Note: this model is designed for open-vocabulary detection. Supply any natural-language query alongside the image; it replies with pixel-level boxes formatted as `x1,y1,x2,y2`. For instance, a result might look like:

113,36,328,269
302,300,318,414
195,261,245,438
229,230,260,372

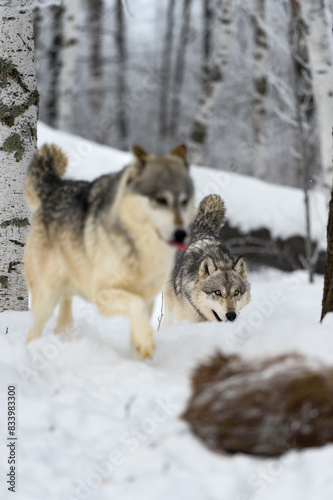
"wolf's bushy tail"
25,144,68,210
191,195,226,238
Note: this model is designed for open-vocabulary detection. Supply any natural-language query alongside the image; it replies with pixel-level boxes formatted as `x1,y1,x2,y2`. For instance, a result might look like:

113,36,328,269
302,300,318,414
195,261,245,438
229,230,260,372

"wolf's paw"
26,330,38,343
132,332,155,358
54,323,73,340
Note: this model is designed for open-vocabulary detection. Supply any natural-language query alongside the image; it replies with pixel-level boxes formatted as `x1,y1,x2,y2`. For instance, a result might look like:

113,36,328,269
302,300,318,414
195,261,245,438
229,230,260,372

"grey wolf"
183,352,333,456
162,194,250,327
24,143,194,357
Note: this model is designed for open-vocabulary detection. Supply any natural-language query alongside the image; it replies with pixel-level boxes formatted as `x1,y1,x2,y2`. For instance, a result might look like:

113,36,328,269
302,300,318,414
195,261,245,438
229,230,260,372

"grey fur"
131,157,194,208
27,145,194,246
164,195,251,325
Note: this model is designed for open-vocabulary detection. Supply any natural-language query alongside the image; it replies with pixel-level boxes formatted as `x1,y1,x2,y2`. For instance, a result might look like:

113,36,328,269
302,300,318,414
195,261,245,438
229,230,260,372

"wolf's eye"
155,196,168,206
234,290,240,296
181,198,189,208
214,290,221,296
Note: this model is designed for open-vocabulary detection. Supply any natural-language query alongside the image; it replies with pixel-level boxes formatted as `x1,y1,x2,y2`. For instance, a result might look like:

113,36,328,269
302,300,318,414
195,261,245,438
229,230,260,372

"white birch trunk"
0,0,38,311
252,0,268,177
57,0,79,132
189,0,235,164
301,0,333,193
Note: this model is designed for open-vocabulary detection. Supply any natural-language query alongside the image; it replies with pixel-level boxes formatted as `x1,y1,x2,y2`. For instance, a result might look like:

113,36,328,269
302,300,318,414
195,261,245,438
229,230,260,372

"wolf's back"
191,194,226,238
25,144,68,210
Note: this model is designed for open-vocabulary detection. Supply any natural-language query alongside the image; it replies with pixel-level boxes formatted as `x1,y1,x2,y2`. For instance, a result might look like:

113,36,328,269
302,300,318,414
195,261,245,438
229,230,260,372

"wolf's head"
125,144,195,249
193,255,251,322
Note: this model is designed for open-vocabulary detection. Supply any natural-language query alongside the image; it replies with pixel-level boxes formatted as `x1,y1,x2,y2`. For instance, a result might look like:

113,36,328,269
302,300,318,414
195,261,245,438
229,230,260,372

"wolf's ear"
170,144,188,165
233,256,247,279
132,144,148,162
198,257,216,280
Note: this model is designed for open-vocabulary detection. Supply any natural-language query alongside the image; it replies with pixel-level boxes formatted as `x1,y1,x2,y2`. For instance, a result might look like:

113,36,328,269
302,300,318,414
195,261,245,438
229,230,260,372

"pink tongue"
169,242,188,251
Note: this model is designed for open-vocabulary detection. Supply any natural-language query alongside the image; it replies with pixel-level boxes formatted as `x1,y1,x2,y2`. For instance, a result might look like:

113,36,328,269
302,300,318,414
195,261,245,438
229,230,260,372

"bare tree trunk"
0,0,39,311
252,0,268,177
189,0,235,164
87,0,103,115
202,0,213,86
301,0,333,195
46,4,63,127
115,0,129,149
57,0,79,132
168,0,192,135
290,0,319,282
158,0,176,140
321,178,333,321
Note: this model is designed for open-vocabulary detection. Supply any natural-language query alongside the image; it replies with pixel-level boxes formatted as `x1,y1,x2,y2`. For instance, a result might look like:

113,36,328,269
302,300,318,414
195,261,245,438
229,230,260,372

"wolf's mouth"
168,241,188,251
213,310,222,322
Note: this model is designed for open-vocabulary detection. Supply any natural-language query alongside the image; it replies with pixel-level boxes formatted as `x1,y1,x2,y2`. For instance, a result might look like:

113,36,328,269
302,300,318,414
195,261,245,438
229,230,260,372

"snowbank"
1,269,333,500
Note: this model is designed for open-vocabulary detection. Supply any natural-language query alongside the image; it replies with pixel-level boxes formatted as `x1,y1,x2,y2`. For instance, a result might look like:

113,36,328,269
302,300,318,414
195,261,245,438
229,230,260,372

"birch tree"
202,0,213,86
290,0,319,282
158,0,176,140
168,0,192,135
57,0,79,132
86,0,103,116
189,0,235,164
46,4,63,126
252,0,268,177
0,0,39,311
115,0,129,149
301,0,333,194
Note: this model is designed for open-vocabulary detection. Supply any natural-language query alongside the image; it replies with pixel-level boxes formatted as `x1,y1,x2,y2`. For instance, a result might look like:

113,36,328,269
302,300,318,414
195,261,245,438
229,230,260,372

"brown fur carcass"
182,352,333,457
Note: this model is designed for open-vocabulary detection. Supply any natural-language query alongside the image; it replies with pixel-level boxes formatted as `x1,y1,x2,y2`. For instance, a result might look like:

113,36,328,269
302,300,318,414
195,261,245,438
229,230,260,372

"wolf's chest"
131,243,173,298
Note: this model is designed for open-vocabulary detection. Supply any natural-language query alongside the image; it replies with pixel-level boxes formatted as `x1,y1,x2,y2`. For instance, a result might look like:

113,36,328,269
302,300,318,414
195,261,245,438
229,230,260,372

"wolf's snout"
226,311,236,322
174,229,187,243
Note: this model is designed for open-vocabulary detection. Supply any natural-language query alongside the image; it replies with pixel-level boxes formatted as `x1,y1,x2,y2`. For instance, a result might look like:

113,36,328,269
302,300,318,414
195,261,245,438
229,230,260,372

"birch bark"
252,0,268,177
86,0,103,116
57,0,79,132
168,0,192,135
0,0,39,311
115,0,129,149
189,0,235,164
301,0,333,193
158,0,176,140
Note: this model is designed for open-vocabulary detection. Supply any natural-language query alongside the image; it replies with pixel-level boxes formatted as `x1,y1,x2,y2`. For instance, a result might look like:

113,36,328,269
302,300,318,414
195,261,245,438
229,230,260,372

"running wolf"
24,143,194,357
162,195,250,327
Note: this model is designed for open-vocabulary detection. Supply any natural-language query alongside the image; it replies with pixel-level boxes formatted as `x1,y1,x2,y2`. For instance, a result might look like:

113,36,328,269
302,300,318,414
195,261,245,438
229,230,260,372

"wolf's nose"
226,311,236,322
174,229,187,243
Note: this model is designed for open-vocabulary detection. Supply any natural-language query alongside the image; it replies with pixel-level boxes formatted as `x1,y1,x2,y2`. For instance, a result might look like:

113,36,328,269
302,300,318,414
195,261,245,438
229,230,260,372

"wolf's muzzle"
168,229,188,251
226,311,236,322
174,229,187,243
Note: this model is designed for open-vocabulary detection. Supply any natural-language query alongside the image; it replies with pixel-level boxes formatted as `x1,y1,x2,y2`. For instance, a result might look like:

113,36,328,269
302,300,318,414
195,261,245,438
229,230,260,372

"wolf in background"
162,195,250,327
24,143,194,357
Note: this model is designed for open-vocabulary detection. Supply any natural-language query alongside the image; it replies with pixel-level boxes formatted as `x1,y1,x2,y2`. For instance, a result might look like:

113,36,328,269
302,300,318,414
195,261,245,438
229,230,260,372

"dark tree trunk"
115,0,129,149
46,5,64,127
202,0,213,86
168,0,192,135
321,180,333,321
86,0,103,114
158,0,176,140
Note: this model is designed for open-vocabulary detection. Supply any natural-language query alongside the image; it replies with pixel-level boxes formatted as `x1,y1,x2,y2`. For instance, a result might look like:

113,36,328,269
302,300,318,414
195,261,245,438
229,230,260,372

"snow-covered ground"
0,123,332,500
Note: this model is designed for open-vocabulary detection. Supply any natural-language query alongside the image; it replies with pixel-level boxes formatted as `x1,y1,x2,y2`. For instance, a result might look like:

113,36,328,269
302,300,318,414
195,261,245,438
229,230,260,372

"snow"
1,123,333,500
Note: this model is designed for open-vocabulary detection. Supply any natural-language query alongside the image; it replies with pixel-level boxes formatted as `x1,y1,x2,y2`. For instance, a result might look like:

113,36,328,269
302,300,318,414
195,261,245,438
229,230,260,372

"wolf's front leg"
94,288,155,358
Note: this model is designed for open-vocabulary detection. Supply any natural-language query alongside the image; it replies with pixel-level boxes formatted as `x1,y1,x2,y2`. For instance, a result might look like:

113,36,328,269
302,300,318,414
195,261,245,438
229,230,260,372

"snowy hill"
0,123,332,500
